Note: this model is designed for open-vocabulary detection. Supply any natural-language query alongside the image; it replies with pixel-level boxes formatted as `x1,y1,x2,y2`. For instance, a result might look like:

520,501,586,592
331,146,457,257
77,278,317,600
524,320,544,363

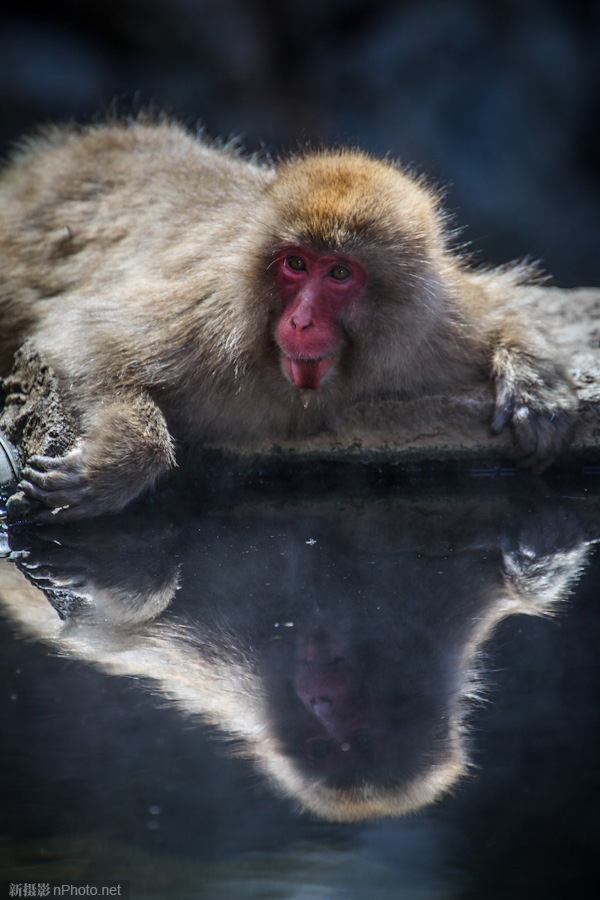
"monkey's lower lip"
283,356,334,390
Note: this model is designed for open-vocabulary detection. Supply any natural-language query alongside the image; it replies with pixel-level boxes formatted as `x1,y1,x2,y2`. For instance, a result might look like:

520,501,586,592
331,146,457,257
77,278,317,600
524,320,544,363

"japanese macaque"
0,119,577,520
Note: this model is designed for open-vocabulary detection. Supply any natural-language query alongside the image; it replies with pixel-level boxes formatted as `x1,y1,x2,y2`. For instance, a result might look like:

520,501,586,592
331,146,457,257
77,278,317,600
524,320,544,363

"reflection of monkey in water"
0,120,577,520
1,493,594,821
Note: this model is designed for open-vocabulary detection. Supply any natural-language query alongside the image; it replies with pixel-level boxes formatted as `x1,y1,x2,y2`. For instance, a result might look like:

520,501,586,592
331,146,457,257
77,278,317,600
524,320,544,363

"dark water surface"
1,470,599,899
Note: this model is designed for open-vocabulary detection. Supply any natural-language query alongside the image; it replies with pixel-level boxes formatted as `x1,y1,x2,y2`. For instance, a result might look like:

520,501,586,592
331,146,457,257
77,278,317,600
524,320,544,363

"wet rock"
0,341,79,517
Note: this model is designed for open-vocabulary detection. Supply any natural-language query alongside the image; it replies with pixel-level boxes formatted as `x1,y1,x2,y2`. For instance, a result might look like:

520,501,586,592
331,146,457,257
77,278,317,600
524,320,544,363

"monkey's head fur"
265,151,445,256
241,149,472,406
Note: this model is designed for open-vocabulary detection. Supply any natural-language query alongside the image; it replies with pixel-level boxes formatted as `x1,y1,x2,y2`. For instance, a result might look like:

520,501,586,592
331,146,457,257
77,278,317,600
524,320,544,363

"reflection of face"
294,631,388,771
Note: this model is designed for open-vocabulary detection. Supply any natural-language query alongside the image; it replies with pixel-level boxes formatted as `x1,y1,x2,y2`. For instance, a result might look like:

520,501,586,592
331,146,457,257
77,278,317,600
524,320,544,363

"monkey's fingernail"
491,413,508,434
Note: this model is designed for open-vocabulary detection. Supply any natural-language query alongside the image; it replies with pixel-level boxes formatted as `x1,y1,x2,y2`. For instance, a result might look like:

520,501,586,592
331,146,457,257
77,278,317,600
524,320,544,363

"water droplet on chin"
299,389,311,409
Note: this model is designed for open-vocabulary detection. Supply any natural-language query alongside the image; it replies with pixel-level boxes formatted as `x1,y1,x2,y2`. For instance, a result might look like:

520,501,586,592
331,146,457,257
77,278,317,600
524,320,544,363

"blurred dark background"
1,0,598,286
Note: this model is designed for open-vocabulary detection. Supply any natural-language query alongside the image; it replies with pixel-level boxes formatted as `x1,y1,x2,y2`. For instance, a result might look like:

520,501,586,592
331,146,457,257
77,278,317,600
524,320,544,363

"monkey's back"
0,121,273,375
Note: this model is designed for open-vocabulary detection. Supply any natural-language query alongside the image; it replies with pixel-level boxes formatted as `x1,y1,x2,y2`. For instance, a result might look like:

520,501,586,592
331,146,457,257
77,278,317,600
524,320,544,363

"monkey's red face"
274,246,367,390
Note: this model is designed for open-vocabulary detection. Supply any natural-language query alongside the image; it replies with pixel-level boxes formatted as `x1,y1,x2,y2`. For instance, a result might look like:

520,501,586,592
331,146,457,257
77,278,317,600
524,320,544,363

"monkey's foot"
17,447,96,522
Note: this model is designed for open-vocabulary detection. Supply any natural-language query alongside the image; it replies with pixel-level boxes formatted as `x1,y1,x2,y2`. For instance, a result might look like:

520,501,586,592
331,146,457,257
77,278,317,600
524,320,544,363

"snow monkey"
0,120,577,520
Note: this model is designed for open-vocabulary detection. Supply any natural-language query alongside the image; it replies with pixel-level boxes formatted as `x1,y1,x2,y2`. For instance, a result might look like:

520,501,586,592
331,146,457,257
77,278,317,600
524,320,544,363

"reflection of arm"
11,514,181,626
500,513,594,616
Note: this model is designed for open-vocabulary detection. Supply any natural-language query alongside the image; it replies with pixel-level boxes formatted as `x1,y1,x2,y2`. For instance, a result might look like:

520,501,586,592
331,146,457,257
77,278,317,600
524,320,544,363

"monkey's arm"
487,325,578,472
18,393,176,521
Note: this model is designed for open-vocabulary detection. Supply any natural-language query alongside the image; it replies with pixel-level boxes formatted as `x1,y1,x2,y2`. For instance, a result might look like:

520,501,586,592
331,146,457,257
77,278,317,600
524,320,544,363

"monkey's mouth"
283,356,335,390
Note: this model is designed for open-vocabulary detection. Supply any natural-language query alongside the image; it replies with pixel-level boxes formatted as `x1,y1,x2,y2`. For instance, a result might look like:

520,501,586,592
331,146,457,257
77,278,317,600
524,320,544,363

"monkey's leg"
490,341,578,472
18,394,176,521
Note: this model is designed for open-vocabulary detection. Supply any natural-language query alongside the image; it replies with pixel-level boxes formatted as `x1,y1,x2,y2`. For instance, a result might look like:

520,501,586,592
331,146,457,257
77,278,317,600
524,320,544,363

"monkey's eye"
329,264,351,281
287,255,307,272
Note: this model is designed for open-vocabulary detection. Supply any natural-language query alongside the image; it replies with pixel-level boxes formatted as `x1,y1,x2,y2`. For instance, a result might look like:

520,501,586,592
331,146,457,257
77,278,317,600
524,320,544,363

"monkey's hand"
490,348,578,473
16,395,177,522
19,447,94,522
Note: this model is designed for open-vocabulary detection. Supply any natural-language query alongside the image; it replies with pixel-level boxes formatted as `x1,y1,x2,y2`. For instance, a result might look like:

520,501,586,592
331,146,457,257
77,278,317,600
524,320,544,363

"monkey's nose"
312,697,334,721
291,315,313,331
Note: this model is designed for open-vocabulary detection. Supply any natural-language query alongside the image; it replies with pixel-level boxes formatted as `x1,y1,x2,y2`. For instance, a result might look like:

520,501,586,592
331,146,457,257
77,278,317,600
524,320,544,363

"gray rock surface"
0,342,79,514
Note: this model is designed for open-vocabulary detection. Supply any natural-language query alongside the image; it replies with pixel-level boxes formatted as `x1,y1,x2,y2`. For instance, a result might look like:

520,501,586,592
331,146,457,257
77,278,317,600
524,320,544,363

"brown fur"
0,119,577,519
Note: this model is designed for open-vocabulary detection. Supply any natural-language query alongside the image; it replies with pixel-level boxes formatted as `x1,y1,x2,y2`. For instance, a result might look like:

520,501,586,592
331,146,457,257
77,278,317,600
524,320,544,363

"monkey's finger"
513,414,553,462
551,411,578,449
19,546,87,574
532,415,560,459
20,563,87,585
490,402,513,435
21,466,86,491
490,377,515,434
512,424,557,471
17,572,66,590
19,479,88,508
19,479,62,502
18,563,88,589
28,447,85,473
510,408,539,456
